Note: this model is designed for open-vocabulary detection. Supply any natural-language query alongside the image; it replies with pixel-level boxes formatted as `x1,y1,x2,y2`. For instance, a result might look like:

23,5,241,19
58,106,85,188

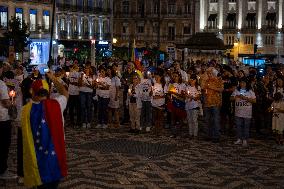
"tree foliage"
3,17,30,53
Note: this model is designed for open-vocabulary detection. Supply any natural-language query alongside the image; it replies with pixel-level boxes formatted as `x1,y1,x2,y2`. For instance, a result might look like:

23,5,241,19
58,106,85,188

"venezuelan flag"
131,40,143,71
167,84,186,119
21,99,67,188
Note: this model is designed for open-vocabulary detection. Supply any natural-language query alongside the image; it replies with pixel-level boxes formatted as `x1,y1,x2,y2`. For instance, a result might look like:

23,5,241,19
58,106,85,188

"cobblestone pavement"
1,124,284,189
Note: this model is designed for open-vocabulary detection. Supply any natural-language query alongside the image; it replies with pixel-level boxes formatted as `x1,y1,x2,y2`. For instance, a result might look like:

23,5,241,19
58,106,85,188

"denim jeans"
79,92,93,124
98,96,110,125
235,117,251,140
141,100,152,128
68,95,80,124
204,106,221,140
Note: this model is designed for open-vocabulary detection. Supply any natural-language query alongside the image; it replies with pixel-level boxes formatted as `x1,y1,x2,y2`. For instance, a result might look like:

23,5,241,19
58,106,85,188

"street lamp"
112,38,117,44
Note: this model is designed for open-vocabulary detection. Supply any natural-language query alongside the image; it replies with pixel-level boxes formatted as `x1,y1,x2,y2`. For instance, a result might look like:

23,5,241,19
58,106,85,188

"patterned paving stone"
1,126,284,189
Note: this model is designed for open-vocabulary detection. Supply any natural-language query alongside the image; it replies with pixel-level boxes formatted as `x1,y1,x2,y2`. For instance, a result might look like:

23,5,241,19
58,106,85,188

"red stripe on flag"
43,99,68,177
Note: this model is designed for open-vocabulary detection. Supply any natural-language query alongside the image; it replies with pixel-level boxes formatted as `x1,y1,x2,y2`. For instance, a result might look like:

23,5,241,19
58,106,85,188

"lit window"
244,36,254,44
43,10,50,30
15,8,23,28
60,18,65,31
0,6,8,29
29,9,37,31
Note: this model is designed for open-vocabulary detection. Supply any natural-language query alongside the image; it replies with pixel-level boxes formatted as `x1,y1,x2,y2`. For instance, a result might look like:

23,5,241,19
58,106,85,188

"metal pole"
48,0,56,66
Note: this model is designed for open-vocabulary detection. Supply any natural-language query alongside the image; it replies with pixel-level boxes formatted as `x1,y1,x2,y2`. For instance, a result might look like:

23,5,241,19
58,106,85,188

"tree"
3,17,30,59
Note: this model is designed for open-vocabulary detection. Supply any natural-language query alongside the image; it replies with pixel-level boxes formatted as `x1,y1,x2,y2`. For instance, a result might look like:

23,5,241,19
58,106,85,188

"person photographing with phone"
21,71,69,189
231,79,256,147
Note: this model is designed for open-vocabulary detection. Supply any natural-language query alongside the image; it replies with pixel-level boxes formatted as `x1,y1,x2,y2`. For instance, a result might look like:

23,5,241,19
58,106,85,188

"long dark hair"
237,79,251,92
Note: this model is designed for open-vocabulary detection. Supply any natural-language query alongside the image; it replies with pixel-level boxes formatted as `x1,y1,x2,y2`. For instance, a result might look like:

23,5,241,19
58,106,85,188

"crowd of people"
0,57,284,188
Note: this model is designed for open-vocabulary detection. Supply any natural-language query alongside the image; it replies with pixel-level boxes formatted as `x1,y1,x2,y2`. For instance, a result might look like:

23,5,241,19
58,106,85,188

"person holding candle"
127,74,142,133
67,65,81,127
108,65,121,128
140,70,153,132
151,69,165,135
167,72,186,138
231,79,256,147
0,79,15,179
95,67,111,129
185,74,201,139
78,67,95,128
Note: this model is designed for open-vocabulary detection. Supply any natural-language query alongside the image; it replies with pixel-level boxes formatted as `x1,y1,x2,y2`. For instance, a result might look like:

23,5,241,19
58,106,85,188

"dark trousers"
0,121,12,174
68,95,81,124
17,127,23,177
37,181,59,189
98,97,110,124
80,92,93,124
122,87,130,123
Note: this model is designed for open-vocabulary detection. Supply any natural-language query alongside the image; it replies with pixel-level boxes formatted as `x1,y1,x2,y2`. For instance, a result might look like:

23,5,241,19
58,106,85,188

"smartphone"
44,68,49,73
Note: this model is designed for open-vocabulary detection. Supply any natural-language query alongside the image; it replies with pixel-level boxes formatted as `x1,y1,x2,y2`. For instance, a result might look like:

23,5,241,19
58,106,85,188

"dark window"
138,25,144,33
208,14,218,29
168,3,176,14
183,25,191,34
122,1,129,14
168,26,175,40
246,13,256,28
138,0,145,17
226,13,236,29
266,12,276,28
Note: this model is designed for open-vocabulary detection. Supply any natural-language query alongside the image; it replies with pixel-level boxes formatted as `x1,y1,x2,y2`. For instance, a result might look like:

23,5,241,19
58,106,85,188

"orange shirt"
203,77,223,108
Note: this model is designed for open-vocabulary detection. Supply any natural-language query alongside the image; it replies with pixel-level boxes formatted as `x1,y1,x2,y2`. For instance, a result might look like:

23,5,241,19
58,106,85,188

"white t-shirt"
185,85,201,110
231,89,256,118
179,69,188,82
140,78,152,101
0,80,9,121
54,95,68,116
151,83,165,108
109,76,121,108
96,76,111,98
68,71,80,96
79,75,94,93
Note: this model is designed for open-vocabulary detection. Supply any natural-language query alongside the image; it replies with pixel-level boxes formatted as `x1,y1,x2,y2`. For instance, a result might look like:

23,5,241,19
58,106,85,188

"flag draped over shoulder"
131,40,143,71
21,99,67,188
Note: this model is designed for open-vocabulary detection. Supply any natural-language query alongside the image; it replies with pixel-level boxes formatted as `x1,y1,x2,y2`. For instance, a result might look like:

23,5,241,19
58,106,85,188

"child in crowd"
270,92,284,146
151,69,165,135
185,75,201,139
231,79,256,147
127,74,142,133
108,66,121,128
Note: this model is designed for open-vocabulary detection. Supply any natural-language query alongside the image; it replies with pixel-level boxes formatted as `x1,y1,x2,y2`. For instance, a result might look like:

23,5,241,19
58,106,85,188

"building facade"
113,0,196,61
0,0,53,63
197,0,284,64
55,0,113,62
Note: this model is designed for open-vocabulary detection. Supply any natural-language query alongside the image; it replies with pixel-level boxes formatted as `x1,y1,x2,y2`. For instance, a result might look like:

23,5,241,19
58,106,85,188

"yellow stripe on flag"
21,102,42,187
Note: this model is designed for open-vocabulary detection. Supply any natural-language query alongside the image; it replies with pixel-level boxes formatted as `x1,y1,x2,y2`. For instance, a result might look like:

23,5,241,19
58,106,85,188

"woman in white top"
231,80,256,147
270,92,284,146
108,67,121,128
151,69,165,135
185,74,201,138
95,67,111,129
78,67,94,128
127,74,142,133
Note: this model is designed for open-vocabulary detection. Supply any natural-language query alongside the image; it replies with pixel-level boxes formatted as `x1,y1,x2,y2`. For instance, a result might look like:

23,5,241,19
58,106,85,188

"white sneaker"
242,140,248,147
102,124,108,129
146,127,151,132
234,139,242,145
82,123,87,128
0,171,17,179
87,123,91,128
96,124,102,128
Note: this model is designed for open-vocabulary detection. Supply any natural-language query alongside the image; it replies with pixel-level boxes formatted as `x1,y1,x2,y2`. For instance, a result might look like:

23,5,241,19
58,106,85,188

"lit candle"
128,88,131,94
9,90,16,103
96,78,99,82
147,71,151,75
66,72,70,77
